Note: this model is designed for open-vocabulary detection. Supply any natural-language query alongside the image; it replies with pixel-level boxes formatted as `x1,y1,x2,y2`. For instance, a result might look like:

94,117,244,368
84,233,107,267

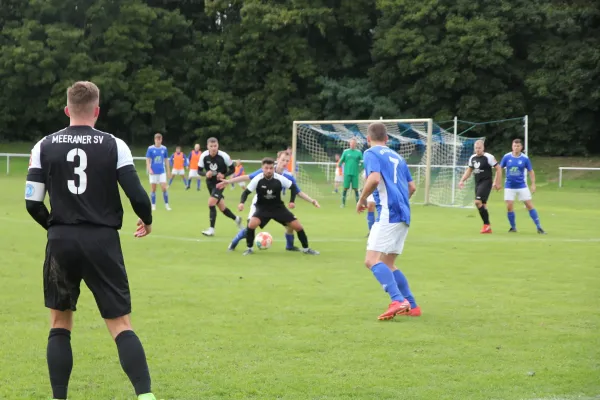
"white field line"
2,217,600,244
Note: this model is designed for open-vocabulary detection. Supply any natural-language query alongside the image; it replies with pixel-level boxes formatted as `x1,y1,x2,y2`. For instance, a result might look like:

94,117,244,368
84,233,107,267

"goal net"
292,119,484,207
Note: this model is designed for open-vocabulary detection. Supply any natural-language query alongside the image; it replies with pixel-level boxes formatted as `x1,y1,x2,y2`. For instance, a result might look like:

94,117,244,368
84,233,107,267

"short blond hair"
367,123,387,142
67,81,99,116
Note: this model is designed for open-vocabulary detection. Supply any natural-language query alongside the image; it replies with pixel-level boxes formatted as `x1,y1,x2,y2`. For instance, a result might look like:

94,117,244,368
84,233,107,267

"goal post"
292,118,483,207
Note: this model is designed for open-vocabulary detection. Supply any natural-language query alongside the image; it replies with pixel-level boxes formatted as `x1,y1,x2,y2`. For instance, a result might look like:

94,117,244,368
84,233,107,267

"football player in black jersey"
24,81,157,400
458,139,502,233
197,137,243,236
238,158,319,256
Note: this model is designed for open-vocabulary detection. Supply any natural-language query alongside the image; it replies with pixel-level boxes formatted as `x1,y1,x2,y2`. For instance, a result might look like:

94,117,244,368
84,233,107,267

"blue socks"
529,208,542,229
507,211,516,229
151,191,169,205
197,179,201,190
392,269,416,308
371,262,404,302
168,177,173,186
367,211,375,231
285,233,294,249
231,228,248,249
508,209,542,229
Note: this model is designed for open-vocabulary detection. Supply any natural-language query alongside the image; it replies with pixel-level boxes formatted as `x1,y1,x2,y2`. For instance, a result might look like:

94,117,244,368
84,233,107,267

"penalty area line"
148,234,600,244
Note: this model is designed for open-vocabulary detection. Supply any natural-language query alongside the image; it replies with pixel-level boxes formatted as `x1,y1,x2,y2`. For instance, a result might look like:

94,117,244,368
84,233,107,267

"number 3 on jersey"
66,148,88,194
389,156,399,183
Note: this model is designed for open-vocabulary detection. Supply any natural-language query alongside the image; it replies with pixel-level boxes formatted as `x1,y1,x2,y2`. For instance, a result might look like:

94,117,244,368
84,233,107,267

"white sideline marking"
2,217,599,244
149,233,600,244
527,397,600,400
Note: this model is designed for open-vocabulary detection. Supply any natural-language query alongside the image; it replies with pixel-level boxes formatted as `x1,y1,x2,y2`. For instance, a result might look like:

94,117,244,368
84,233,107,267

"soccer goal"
291,119,484,207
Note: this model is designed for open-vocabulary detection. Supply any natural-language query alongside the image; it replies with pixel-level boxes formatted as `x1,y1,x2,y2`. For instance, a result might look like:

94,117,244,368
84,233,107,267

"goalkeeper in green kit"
338,138,363,207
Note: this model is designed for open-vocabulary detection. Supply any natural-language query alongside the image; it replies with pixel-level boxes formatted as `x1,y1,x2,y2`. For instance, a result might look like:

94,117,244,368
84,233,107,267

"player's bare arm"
146,157,153,175
217,174,251,189
528,169,537,193
458,168,473,189
164,157,171,179
493,164,502,190
297,192,320,208
408,181,416,199
357,172,380,213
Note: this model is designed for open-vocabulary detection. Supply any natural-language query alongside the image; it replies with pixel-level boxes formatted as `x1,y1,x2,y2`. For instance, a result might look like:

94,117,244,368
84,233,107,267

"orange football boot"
378,299,410,320
398,305,421,317
480,224,492,234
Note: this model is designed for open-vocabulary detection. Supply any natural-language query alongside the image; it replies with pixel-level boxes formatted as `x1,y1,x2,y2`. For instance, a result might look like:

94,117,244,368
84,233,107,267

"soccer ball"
255,232,273,250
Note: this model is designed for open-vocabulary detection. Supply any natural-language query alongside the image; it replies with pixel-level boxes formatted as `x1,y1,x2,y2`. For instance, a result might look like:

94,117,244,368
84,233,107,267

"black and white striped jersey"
246,172,293,208
468,152,497,183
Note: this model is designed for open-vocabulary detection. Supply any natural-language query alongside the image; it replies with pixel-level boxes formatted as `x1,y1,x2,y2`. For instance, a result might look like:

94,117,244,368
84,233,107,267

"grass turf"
0,145,599,399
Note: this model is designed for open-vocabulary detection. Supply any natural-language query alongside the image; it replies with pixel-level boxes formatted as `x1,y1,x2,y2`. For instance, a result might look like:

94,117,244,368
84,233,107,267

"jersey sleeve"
25,138,46,202
499,154,507,168
115,138,135,170
363,151,380,176
402,161,413,183
145,147,152,158
275,173,293,189
287,174,301,193
467,155,474,169
339,150,346,165
248,168,263,179
246,174,262,192
198,152,207,169
220,151,233,166
485,153,498,167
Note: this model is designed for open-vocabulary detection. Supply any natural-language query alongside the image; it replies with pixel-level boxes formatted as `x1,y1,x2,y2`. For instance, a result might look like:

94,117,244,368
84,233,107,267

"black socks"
47,328,73,400
115,330,152,396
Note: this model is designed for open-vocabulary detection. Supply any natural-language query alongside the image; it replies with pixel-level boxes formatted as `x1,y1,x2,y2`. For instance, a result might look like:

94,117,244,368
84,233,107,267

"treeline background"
0,0,598,155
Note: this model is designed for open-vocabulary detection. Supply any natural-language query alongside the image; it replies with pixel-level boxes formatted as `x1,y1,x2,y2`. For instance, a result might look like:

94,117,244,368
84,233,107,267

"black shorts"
475,180,493,203
253,206,297,228
43,225,131,319
207,181,225,201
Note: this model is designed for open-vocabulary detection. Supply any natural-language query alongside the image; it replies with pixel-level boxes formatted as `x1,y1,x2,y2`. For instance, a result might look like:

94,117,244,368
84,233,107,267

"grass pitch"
0,153,599,399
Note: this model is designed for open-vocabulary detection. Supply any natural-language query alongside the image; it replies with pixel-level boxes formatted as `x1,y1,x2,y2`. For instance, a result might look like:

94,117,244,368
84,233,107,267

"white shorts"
367,222,409,255
149,173,167,184
172,169,185,176
188,170,200,178
504,188,532,202
248,203,257,220
334,174,343,183
367,194,375,203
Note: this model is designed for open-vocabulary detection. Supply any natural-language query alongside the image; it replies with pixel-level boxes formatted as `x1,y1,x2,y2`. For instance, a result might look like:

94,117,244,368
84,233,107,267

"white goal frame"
558,167,600,187
292,119,435,204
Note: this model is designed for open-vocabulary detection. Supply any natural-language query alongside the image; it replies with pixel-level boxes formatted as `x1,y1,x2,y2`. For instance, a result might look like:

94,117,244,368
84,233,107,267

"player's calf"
288,220,319,255
106,316,153,398
47,311,74,400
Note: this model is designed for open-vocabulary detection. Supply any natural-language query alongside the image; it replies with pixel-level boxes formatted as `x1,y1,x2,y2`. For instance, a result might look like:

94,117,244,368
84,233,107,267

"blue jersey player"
498,138,546,234
145,133,171,211
357,123,419,321
218,150,320,252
